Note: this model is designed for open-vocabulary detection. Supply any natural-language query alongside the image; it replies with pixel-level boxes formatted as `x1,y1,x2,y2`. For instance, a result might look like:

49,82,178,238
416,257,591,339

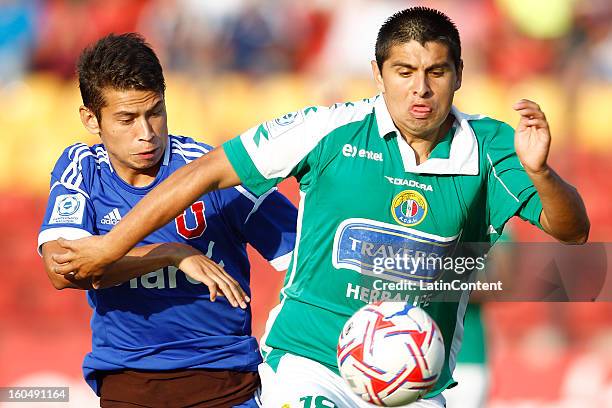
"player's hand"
52,235,118,282
513,99,552,175
170,245,250,309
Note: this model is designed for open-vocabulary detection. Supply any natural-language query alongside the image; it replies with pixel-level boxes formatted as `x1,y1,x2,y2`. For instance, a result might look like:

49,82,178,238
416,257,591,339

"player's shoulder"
264,96,376,134
265,96,377,151
326,95,378,117
456,110,518,170
299,95,377,128
50,142,110,194
457,110,514,144
53,142,109,175
55,142,92,164
168,134,213,164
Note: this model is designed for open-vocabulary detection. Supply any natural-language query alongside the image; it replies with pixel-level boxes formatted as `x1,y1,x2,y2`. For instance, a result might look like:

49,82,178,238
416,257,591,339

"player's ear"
371,60,385,94
79,106,100,135
454,59,463,91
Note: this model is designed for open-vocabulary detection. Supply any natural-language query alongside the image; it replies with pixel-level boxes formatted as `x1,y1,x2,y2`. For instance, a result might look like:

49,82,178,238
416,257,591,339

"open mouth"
410,104,433,119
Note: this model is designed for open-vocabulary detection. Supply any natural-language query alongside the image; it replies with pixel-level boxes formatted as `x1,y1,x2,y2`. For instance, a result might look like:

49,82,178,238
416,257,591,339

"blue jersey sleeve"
38,143,97,254
219,186,297,271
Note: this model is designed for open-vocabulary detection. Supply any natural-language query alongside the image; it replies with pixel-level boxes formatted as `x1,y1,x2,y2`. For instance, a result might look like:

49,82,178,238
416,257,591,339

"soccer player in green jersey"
51,7,589,408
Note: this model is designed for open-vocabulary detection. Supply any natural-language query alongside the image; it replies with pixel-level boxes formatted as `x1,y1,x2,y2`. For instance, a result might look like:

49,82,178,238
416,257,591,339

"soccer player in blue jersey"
38,33,297,407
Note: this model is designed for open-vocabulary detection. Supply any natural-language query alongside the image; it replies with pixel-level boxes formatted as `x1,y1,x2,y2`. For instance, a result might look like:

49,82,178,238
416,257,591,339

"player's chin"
410,113,447,132
131,157,160,170
404,119,436,135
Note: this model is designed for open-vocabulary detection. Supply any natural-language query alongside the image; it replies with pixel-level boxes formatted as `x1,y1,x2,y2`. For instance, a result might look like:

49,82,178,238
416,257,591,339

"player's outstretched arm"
50,147,242,281
513,99,590,244
44,240,249,308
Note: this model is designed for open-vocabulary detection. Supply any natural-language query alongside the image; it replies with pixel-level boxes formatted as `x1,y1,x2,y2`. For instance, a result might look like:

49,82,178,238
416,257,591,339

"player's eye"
398,71,412,77
118,118,134,125
429,70,445,77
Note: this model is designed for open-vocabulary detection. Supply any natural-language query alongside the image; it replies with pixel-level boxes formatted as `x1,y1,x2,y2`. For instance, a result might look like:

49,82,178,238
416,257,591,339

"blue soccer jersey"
38,135,297,394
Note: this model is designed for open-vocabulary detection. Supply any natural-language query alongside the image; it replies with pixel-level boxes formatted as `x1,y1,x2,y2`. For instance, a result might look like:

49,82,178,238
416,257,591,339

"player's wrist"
164,243,199,267
524,163,551,179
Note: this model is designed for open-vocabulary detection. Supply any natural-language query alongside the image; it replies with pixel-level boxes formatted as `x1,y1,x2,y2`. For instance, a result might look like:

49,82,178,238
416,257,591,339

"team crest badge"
274,111,299,126
57,195,81,216
49,193,86,224
391,190,428,227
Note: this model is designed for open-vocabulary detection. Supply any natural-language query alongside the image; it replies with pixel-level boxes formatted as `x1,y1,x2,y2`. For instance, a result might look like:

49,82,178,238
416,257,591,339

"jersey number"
175,201,207,239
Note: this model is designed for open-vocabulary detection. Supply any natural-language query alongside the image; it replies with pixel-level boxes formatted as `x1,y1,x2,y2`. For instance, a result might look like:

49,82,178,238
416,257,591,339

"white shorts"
258,353,446,408
443,363,488,408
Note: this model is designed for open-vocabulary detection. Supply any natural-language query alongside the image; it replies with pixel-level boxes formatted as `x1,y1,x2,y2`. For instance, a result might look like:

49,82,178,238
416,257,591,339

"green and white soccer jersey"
223,95,543,397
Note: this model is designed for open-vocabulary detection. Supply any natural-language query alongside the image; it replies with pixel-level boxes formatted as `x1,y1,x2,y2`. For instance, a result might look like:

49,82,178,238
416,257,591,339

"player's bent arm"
530,167,590,244
512,99,589,244
53,147,242,279
42,240,93,290
44,238,249,307
42,241,185,290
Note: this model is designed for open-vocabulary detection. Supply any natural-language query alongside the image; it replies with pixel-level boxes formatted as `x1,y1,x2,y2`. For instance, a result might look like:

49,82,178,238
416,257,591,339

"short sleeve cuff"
223,138,280,196
37,227,93,256
518,192,544,230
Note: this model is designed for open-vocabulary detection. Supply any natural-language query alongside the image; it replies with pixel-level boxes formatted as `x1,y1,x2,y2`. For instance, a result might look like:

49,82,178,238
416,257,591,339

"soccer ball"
337,302,445,406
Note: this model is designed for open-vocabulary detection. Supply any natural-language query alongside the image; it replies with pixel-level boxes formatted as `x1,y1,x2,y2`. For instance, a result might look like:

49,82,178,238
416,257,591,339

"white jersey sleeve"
223,99,376,195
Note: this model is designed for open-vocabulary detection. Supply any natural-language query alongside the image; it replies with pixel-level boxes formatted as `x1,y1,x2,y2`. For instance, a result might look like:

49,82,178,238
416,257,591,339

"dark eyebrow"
390,62,417,70
426,62,452,71
113,100,163,117
147,100,164,112
113,110,137,118
389,62,452,71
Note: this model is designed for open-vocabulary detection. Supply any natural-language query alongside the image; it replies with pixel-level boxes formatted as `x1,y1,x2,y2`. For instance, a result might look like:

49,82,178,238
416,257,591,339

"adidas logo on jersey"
101,208,122,225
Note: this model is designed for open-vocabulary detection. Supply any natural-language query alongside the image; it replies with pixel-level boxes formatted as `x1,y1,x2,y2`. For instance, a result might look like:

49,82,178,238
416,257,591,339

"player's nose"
411,72,431,98
137,117,155,141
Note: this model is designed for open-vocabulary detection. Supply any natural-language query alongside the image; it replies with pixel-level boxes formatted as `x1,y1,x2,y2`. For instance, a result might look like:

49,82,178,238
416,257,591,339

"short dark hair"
77,33,165,119
375,7,461,71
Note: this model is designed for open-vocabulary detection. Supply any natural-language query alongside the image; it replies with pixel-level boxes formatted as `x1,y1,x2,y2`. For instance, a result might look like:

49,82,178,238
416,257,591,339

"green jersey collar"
374,94,481,175
374,94,399,139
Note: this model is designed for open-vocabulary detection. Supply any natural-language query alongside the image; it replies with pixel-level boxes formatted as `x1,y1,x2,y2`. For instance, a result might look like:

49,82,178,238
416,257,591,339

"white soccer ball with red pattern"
337,302,445,406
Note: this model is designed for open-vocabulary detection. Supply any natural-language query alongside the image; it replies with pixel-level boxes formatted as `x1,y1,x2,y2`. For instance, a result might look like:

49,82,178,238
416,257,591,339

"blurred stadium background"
0,0,611,407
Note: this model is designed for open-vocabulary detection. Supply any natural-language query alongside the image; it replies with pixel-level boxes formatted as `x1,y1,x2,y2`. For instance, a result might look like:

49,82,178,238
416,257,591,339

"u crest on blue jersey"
175,201,207,239
391,190,428,227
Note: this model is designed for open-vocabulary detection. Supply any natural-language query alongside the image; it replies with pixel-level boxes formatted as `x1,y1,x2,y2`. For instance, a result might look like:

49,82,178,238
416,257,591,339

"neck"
109,156,162,188
398,114,454,165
